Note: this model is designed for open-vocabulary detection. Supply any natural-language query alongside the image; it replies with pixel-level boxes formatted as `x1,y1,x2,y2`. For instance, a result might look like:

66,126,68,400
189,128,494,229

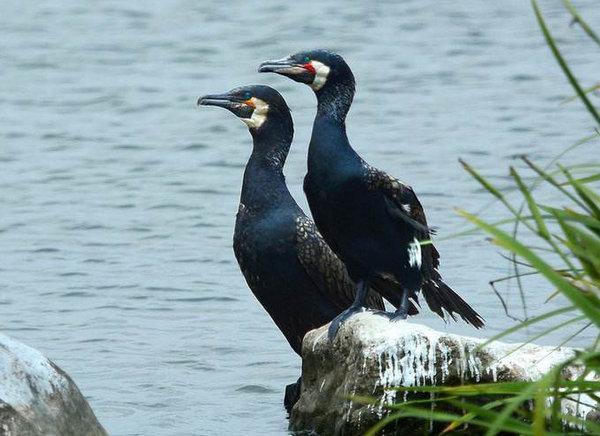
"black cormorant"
197,85,392,354
259,51,484,338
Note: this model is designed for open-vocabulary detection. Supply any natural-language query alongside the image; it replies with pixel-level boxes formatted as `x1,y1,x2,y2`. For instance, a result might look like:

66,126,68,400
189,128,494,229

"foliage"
367,1,600,434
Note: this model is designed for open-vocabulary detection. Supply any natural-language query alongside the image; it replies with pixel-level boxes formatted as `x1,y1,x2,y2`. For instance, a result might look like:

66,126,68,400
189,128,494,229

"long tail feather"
421,278,484,328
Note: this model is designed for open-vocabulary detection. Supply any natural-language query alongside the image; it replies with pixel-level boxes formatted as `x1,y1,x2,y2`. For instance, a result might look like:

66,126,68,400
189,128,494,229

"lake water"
1,1,598,434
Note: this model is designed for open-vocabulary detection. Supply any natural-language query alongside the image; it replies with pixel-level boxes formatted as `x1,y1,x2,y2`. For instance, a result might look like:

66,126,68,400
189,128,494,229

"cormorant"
197,85,392,355
259,51,484,338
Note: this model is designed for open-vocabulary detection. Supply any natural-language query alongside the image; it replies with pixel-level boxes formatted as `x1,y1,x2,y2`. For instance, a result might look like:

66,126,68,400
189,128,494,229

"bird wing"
361,164,484,328
362,163,440,275
295,215,385,311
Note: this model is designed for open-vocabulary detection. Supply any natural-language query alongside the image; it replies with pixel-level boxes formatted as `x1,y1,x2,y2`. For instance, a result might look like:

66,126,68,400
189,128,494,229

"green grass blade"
485,382,537,436
557,220,600,279
560,172,600,186
444,399,537,435
440,397,519,434
562,83,600,104
459,210,600,326
389,381,553,396
562,0,600,47
476,306,576,349
537,322,593,362
522,156,591,212
502,315,586,359
534,369,557,435
388,405,536,435
459,159,505,200
352,394,459,409
532,0,600,124
364,411,407,436
541,205,600,234
562,167,600,218
365,407,474,436
511,166,551,240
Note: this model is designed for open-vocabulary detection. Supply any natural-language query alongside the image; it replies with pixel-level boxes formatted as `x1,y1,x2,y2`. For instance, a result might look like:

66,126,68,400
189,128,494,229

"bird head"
258,49,353,93
197,85,291,132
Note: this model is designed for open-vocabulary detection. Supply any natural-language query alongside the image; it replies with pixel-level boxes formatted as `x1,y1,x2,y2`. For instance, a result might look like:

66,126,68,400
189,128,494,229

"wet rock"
289,312,597,435
0,333,107,436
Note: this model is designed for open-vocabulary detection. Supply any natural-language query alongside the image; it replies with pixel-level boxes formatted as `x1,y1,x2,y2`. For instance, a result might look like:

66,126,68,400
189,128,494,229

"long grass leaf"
476,306,576,349
511,167,551,240
444,399,538,435
459,210,600,326
556,220,600,279
459,159,505,200
502,315,586,359
542,206,600,233
562,83,600,104
563,168,600,218
485,382,537,436
560,172,600,186
562,0,600,47
522,156,591,212
532,0,600,124
364,411,407,436
534,369,557,435
441,397,519,434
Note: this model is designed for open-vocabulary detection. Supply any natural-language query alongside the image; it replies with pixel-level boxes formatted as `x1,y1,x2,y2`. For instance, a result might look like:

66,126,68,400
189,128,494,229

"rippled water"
1,1,598,434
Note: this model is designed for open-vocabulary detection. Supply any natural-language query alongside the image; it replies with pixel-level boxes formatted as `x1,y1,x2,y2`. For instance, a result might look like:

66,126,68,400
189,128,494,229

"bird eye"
243,92,252,100
304,56,310,63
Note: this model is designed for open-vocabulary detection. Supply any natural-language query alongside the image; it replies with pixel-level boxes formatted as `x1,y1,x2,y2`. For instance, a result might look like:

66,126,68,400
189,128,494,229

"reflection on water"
0,1,598,434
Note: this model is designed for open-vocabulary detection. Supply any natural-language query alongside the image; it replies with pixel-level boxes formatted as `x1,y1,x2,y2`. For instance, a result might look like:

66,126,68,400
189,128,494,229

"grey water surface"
1,1,599,434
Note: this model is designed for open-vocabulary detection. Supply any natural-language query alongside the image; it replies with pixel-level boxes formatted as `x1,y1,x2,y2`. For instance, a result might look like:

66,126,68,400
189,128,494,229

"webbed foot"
369,309,395,320
328,305,365,341
390,307,409,322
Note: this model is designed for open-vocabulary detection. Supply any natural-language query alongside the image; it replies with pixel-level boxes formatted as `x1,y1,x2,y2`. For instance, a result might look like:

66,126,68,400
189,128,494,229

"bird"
197,84,395,356
258,50,484,339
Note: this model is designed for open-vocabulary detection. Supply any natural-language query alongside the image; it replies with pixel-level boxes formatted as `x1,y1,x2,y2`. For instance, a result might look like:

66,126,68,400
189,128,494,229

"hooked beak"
197,93,236,109
258,57,306,75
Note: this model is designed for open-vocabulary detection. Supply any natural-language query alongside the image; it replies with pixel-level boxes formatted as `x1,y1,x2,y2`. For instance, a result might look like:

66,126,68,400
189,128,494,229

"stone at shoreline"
0,333,107,436
289,312,597,435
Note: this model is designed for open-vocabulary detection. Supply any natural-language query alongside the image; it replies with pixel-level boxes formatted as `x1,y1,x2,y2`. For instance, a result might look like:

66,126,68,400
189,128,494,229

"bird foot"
390,308,409,322
366,310,408,321
328,305,365,342
369,309,394,319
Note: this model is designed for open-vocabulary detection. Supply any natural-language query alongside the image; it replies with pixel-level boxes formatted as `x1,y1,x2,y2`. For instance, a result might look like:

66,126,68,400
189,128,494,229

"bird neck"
248,119,293,170
309,89,359,173
240,133,291,211
315,76,355,123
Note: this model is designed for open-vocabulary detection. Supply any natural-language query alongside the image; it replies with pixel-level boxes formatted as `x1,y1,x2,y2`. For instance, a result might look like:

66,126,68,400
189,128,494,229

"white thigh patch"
407,237,422,269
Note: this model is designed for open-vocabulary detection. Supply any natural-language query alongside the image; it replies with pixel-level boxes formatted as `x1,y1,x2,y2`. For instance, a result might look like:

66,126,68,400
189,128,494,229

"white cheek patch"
407,237,422,269
241,97,269,129
310,60,330,91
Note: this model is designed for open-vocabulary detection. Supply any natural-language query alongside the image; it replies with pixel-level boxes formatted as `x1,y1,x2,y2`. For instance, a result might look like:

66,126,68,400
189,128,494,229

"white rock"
0,333,107,436
289,312,597,435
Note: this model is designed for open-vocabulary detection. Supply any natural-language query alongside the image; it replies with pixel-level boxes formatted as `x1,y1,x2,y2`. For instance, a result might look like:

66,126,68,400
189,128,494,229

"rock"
289,312,597,435
0,333,107,436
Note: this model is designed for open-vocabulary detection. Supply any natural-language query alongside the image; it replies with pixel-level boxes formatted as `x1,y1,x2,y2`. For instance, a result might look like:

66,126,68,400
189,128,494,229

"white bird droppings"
295,313,596,431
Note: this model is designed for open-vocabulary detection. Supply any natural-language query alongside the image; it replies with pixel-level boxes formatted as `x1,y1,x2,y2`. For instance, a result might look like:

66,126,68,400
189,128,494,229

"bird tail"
371,275,419,315
421,277,484,328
